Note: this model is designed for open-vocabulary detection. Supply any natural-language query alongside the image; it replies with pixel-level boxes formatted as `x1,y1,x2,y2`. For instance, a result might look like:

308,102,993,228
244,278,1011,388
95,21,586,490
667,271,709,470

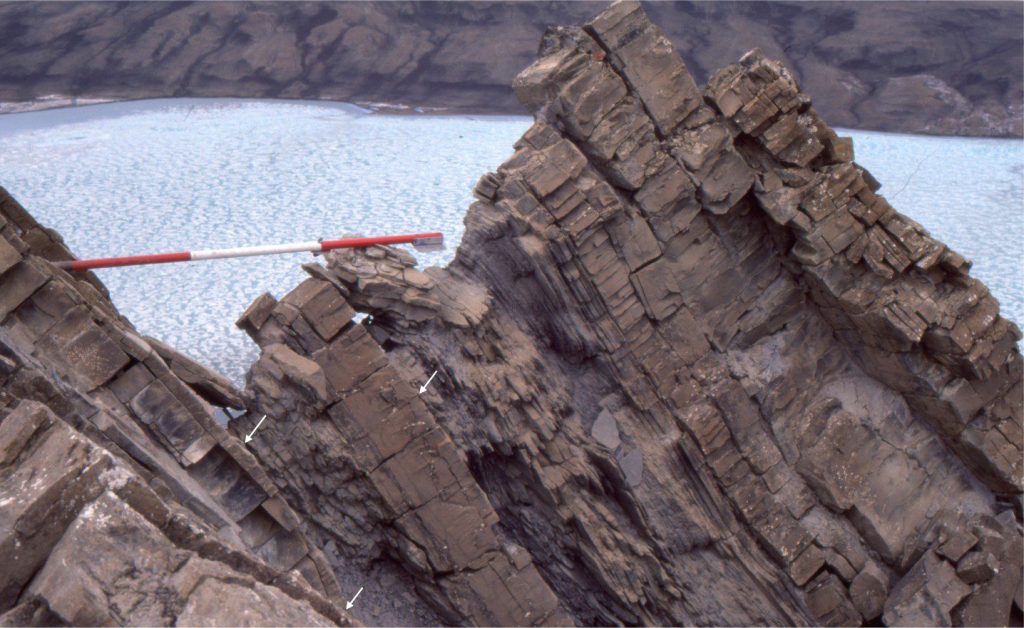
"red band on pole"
68,251,192,271
319,232,444,251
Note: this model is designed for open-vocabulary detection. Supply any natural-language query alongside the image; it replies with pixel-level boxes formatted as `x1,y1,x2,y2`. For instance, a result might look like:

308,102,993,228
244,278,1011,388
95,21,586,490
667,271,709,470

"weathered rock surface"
0,1,1021,137
231,2,1023,625
0,187,352,625
0,402,336,627
2,1,1022,626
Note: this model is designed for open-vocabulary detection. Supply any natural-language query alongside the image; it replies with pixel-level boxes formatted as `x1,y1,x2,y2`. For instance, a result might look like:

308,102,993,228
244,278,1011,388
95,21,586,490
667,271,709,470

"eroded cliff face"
0,189,354,625
0,1,1021,137
231,1,1023,626
1,1,1022,626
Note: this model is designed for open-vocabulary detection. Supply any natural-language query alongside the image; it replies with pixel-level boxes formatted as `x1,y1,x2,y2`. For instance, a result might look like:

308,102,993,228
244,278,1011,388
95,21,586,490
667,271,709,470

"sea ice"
0,99,1020,384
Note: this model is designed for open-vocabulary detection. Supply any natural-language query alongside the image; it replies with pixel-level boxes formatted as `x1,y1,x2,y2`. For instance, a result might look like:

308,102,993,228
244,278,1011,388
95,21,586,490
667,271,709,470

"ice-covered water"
836,126,1024,333
0,99,1021,384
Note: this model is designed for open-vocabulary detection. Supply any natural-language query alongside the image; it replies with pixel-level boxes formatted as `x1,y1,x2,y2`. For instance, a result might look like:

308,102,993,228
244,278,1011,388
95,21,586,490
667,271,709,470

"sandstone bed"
1,2,1022,626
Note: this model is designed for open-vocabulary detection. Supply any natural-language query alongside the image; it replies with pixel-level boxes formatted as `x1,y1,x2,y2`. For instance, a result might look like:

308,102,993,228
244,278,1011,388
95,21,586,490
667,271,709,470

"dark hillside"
0,1,1020,136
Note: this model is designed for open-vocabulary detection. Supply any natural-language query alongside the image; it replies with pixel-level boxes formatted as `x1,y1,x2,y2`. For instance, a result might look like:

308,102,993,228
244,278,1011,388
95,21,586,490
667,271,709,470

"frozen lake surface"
0,98,1021,384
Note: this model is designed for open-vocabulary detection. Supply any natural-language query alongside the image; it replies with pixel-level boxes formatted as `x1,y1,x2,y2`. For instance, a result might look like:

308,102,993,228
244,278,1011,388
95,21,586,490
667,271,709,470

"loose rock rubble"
2,1,1022,626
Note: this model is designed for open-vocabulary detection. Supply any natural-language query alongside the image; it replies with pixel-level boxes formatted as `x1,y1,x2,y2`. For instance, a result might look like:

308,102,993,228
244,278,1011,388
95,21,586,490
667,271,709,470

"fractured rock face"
236,283,568,626
0,187,351,625
0,401,342,626
236,1,1023,626
1,1,1021,626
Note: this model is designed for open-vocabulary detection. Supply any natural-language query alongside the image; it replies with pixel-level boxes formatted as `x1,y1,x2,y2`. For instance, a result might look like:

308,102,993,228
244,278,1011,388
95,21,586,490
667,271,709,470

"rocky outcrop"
235,275,568,626
229,2,1023,626
0,1,1021,137
0,402,337,626
0,187,352,626
1,1,1022,626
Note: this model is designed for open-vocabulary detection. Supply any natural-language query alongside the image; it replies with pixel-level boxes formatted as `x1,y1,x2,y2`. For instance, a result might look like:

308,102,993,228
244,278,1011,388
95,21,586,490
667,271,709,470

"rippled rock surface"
234,2,1022,625
2,1,1022,626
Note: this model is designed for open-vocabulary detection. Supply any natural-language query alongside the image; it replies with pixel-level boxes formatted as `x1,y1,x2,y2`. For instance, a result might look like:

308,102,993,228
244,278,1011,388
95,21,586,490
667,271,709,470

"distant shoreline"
0,94,527,118
2,95,1022,140
2,1,1020,140
0,96,117,115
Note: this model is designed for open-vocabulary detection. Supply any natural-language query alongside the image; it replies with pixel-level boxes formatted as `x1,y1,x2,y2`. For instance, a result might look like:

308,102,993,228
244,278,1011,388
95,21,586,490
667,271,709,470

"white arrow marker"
419,370,438,394
345,586,363,610
244,415,267,443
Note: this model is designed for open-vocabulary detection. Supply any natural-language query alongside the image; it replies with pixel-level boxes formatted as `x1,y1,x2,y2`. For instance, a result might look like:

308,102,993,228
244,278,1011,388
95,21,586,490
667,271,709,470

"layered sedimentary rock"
230,2,1023,625
2,1,1022,626
0,188,352,626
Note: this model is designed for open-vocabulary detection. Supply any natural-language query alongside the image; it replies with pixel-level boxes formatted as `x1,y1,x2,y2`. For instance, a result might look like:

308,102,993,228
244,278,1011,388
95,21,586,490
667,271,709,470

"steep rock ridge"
0,1,1021,137
234,1,1023,626
234,274,569,626
0,188,353,626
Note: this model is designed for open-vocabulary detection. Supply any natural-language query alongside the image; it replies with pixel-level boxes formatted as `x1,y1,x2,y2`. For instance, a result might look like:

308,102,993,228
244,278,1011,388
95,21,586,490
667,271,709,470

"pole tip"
412,235,445,252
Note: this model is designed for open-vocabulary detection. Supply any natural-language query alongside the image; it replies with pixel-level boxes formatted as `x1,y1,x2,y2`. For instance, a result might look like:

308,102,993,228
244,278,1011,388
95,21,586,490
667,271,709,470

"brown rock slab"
0,261,47,320
146,335,245,409
0,237,20,276
630,257,682,320
883,552,972,626
849,563,888,621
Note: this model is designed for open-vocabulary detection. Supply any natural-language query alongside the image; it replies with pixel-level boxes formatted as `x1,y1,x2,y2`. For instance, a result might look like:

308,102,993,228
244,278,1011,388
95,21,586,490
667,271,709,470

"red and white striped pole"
54,232,444,271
